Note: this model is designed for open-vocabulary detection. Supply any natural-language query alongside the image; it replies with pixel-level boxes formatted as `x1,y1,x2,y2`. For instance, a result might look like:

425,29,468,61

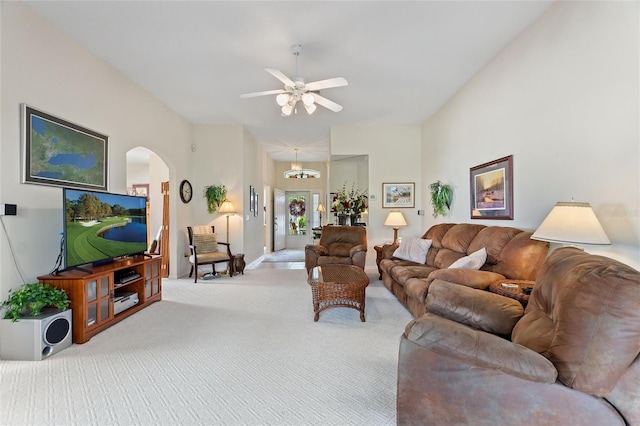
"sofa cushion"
512,247,640,397
391,265,436,286
448,247,487,270
426,280,524,335
393,237,432,264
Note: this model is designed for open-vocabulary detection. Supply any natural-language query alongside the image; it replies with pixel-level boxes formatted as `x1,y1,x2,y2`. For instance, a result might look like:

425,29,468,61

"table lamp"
219,200,236,244
531,201,610,248
384,211,407,244
316,203,326,227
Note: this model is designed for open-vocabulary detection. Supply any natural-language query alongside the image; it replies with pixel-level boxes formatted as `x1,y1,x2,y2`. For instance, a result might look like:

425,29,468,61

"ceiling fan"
240,44,348,116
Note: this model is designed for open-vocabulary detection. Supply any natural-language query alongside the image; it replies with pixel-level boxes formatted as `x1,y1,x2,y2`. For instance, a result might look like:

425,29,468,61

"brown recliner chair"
305,225,367,273
397,247,640,425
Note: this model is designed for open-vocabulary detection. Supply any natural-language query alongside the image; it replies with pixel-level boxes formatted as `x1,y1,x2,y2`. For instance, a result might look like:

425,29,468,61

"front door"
285,191,310,249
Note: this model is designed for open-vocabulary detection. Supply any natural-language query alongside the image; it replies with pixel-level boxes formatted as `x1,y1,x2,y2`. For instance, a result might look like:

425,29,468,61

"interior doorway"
126,147,169,272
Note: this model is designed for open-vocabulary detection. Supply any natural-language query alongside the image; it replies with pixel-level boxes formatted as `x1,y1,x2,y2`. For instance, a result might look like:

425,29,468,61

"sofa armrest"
404,313,557,383
426,279,524,335
305,245,328,272
349,244,367,257
379,243,399,260
427,268,505,289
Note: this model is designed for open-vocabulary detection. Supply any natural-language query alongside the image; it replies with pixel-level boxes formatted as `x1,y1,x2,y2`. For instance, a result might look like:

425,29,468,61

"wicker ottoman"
307,265,370,322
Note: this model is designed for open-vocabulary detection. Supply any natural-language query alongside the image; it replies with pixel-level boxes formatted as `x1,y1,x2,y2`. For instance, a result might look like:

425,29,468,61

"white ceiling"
25,1,552,162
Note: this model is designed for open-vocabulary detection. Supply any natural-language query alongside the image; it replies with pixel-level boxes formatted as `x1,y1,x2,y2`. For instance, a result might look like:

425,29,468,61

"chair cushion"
192,233,219,253
189,252,229,263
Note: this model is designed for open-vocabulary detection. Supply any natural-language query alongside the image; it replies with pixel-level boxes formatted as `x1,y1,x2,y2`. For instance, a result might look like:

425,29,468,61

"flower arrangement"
289,198,306,217
331,182,368,215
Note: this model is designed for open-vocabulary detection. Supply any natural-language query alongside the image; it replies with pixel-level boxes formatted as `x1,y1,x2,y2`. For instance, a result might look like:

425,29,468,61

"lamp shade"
219,200,236,215
531,201,610,245
316,203,326,213
384,211,407,227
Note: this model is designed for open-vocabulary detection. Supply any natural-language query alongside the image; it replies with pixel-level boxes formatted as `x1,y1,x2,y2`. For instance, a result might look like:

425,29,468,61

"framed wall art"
382,182,415,208
470,155,513,220
132,184,149,200
22,105,108,191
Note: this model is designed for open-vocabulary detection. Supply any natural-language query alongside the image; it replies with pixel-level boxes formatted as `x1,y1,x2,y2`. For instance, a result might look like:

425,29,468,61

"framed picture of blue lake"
22,105,108,191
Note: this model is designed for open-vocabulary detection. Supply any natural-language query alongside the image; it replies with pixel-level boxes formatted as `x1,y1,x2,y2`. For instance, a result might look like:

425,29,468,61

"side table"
232,253,245,276
488,279,535,307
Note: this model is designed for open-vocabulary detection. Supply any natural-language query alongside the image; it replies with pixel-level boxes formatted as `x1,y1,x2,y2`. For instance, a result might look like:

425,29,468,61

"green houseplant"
1,282,70,322
429,181,453,218
203,185,227,214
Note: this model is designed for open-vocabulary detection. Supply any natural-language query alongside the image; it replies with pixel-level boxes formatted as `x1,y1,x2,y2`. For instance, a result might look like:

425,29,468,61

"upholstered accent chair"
304,225,367,273
187,226,232,283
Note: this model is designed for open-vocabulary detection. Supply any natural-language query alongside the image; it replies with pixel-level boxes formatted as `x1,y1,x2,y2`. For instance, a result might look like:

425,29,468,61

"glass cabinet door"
86,275,112,328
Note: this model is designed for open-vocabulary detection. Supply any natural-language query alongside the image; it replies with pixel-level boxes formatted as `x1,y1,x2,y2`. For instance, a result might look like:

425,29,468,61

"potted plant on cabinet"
429,181,453,218
203,185,227,214
1,282,70,322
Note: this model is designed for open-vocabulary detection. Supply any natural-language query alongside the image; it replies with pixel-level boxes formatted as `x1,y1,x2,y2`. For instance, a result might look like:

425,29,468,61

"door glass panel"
100,300,109,321
88,305,97,327
146,264,152,280
87,281,97,302
287,195,306,236
152,279,159,294
152,261,159,276
99,276,109,298
145,282,151,298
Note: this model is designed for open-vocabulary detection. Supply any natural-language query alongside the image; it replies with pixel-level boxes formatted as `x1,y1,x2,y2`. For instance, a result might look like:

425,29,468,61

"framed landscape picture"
22,105,108,191
470,155,513,220
382,182,415,208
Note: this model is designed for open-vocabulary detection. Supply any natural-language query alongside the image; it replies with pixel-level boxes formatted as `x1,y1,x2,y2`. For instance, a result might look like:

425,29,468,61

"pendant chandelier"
284,148,321,179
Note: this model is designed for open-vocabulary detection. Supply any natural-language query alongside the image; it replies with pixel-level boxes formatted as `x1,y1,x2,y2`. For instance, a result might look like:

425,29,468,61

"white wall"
331,126,422,266
0,2,193,298
421,1,639,269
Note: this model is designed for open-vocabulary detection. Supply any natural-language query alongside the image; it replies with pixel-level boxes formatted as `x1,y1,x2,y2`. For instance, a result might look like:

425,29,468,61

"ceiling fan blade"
312,93,343,112
240,89,286,99
304,77,348,91
265,68,296,87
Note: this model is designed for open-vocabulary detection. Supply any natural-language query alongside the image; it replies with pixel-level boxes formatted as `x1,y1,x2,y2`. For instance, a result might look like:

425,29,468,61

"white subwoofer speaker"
0,308,72,360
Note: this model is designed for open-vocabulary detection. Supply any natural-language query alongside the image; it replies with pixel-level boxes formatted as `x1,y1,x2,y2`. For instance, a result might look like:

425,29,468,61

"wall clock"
179,179,193,204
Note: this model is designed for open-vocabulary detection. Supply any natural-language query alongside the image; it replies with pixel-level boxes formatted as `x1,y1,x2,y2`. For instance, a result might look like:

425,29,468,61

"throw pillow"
393,237,432,264
448,247,487,270
192,233,219,253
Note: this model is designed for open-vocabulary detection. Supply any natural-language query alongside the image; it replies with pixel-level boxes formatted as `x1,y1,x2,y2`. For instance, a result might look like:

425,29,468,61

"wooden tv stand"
38,255,162,344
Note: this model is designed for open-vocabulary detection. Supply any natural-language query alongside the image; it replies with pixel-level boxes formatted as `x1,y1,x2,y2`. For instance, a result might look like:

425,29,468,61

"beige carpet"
1,267,413,426
262,249,305,262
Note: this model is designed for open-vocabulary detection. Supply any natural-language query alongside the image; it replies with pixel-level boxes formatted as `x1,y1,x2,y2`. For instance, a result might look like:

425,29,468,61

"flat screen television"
63,188,148,270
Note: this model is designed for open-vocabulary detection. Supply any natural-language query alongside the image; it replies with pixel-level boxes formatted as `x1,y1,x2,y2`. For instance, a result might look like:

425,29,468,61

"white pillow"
393,237,432,264
448,247,487,270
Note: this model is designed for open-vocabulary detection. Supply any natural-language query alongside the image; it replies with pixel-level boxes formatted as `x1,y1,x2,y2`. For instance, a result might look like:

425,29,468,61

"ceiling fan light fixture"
281,103,294,116
304,103,317,115
276,93,289,106
302,93,314,106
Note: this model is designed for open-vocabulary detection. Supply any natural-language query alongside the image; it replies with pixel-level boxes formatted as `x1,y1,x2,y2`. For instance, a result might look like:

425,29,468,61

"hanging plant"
203,185,227,214
429,181,453,218
289,198,306,217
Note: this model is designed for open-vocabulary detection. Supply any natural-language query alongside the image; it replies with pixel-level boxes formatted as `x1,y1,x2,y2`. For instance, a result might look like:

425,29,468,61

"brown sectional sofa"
379,223,549,317
397,247,640,425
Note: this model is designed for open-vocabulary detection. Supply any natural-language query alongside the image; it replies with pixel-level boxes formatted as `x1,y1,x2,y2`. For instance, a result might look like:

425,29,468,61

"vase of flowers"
332,182,368,225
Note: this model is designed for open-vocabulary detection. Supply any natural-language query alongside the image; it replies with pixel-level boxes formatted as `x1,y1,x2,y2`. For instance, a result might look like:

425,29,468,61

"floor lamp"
317,203,326,227
219,200,236,244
